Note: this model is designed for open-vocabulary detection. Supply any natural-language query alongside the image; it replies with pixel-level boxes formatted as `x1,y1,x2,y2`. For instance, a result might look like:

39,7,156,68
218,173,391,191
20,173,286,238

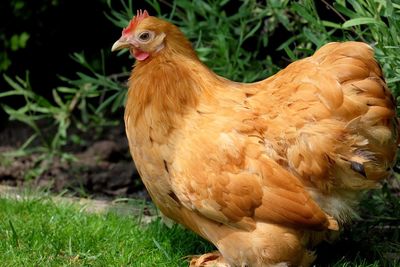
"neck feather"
125,50,216,134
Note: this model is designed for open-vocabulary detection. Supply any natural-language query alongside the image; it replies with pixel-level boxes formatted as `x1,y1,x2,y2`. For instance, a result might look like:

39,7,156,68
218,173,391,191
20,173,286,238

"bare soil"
0,122,148,199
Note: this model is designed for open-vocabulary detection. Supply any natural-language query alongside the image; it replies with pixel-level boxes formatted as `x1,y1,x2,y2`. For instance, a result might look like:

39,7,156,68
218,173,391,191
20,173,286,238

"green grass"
0,188,399,267
0,196,212,266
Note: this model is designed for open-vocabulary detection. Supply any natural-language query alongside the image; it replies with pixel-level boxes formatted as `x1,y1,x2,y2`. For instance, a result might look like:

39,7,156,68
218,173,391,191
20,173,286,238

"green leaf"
56,87,78,94
2,105,41,133
19,32,30,48
303,27,323,47
0,90,25,98
321,20,343,29
347,0,367,15
96,92,119,113
385,0,394,17
283,46,297,61
9,33,30,51
111,91,126,112
52,90,66,108
342,17,386,28
291,3,318,24
13,1,25,10
3,74,26,92
276,35,299,51
0,52,11,71
242,20,262,43
333,3,358,18
10,35,20,51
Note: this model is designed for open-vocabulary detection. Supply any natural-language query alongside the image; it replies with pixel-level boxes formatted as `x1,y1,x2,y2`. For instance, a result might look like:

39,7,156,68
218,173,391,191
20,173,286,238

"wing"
169,127,338,231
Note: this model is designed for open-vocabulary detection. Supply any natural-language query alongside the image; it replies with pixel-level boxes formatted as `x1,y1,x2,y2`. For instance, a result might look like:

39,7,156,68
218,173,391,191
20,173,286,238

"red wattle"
134,50,150,61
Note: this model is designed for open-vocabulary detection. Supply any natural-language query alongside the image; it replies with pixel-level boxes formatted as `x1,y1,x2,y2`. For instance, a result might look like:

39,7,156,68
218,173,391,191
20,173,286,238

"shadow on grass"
315,183,400,267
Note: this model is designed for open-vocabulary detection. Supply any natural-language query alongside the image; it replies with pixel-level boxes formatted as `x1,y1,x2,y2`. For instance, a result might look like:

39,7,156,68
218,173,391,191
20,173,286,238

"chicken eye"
138,31,152,42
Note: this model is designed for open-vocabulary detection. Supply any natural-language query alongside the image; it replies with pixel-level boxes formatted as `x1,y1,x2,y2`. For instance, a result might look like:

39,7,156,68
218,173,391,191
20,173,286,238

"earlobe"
155,43,165,53
157,32,166,44
155,32,166,52
159,32,166,40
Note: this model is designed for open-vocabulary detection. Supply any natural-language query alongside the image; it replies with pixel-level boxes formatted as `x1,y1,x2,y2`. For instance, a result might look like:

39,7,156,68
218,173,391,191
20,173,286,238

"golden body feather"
115,14,398,267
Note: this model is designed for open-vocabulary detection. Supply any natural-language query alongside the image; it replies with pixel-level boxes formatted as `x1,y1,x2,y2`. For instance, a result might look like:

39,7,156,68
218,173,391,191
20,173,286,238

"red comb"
122,9,149,36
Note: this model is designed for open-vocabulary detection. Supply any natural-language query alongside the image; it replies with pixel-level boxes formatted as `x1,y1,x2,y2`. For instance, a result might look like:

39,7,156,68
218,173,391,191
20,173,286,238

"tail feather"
317,42,398,185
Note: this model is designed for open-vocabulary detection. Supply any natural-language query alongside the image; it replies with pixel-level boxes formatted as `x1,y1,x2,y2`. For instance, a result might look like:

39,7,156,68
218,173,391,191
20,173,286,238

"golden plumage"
112,12,398,267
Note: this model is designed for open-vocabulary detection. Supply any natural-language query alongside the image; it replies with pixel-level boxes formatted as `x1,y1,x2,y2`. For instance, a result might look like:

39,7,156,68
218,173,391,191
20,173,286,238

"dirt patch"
0,122,148,199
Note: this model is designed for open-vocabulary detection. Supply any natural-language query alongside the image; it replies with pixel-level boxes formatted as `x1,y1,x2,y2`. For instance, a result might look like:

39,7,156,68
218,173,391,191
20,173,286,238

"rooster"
112,10,398,267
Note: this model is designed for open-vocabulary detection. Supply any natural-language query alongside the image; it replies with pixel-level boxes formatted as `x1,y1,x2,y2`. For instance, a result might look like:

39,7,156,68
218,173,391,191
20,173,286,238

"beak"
111,39,130,52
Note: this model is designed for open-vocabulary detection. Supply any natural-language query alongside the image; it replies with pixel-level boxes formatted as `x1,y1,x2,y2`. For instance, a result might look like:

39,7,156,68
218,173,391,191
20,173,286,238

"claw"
189,251,230,267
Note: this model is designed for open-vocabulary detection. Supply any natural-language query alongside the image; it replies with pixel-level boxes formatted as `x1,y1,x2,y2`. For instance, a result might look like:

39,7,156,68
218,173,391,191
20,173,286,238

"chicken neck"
125,51,220,140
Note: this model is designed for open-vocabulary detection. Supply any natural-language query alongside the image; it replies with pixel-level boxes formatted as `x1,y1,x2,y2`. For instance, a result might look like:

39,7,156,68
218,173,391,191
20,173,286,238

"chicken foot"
189,251,230,267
